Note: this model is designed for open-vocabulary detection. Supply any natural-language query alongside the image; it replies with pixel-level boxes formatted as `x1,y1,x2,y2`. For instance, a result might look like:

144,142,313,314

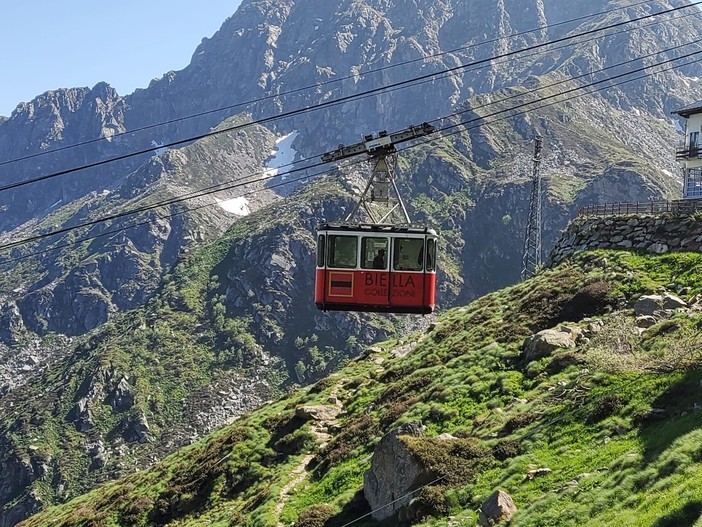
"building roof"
673,100,702,118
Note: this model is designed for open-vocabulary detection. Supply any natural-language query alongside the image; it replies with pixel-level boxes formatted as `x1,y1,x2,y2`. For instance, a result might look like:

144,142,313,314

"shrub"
559,280,614,322
516,269,585,331
314,414,379,475
119,496,154,526
585,314,644,372
401,436,494,485
492,439,522,461
546,352,585,375
499,412,541,437
410,485,452,520
380,397,420,430
65,506,107,527
295,504,336,527
265,413,306,446
588,394,624,423
274,429,317,455
309,377,336,394
427,404,459,424
375,372,434,405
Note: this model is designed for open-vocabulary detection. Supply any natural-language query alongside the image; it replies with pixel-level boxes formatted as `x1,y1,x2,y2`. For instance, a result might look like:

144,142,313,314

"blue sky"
0,0,243,116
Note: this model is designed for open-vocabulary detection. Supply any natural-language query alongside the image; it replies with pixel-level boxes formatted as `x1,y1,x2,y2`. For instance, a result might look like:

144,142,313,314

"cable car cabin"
315,223,438,314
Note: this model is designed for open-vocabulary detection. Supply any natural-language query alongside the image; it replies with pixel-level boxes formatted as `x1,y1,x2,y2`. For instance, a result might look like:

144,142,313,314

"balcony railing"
578,199,702,217
676,144,702,160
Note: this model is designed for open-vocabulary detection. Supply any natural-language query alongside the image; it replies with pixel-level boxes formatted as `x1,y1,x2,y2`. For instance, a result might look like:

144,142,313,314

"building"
673,100,702,199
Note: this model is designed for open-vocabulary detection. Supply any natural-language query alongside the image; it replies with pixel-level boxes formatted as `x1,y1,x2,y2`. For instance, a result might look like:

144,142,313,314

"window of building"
686,168,702,198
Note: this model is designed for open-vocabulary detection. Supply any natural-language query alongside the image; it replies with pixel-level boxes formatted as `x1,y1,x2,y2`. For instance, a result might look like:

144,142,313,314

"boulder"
662,293,687,310
478,490,517,526
524,467,552,480
68,397,95,432
363,422,428,521
558,325,585,342
635,315,657,328
0,302,25,345
522,328,577,359
87,440,108,471
634,295,663,316
106,377,135,411
648,243,669,254
120,411,152,444
295,405,341,422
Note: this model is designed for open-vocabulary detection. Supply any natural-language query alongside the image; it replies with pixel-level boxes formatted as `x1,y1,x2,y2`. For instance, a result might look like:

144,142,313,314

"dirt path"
274,453,316,526
274,384,343,527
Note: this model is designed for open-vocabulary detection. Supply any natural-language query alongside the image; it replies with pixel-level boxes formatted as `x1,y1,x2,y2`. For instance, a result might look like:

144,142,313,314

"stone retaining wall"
548,213,702,266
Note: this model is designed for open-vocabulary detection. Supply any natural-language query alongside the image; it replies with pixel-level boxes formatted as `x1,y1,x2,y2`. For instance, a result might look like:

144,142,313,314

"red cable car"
315,223,438,314
315,123,439,314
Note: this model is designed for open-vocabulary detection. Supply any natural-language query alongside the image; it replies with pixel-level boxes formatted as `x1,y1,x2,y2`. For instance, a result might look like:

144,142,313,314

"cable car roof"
318,222,438,235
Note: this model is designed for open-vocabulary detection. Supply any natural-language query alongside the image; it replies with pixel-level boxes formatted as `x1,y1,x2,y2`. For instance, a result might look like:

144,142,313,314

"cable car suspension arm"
321,122,436,225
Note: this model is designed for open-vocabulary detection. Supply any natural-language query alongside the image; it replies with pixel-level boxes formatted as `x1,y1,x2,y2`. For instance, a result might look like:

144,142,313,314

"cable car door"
358,236,390,306
390,237,426,309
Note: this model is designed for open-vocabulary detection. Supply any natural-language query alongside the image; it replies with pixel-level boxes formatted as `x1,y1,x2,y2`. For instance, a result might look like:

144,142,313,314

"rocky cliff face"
0,0,699,344
0,116,277,392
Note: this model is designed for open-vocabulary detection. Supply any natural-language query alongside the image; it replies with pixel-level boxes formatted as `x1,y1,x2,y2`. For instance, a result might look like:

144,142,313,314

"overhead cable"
0,1,697,195
0,0,666,168
1,49,699,258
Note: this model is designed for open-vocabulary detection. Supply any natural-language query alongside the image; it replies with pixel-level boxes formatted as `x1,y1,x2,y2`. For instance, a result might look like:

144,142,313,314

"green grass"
15,250,702,527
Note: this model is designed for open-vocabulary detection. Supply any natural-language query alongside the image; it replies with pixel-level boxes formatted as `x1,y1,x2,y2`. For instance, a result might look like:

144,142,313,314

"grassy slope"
0,217,279,507
18,249,702,527
0,177,405,514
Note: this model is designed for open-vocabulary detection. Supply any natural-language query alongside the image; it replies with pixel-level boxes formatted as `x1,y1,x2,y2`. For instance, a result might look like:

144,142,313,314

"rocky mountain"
1,0,702,523
15,245,702,526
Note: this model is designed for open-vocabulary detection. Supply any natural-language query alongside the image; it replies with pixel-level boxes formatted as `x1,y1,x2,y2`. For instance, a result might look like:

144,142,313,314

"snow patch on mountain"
264,131,299,180
217,196,251,216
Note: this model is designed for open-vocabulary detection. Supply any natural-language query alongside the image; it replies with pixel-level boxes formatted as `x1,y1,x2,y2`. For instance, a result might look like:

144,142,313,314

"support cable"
0,0,668,168
0,1,697,195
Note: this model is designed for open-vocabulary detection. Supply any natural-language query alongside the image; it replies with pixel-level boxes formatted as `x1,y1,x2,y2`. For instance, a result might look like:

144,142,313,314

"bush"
492,440,522,461
427,404,459,424
380,397,420,430
309,377,336,394
314,414,379,475
119,496,154,526
295,504,335,527
376,372,435,404
517,272,614,332
588,394,624,423
499,412,541,437
559,280,614,323
409,485,452,520
546,352,585,375
274,428,317,455
401,436,494,485
265,412,306,446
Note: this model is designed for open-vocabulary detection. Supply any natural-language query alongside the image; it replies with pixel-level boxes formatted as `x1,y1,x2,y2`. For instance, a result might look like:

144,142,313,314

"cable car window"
361,237,388,269
393,237,424,271
327,235,358,269
316,234,326,267
425,238,436,272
